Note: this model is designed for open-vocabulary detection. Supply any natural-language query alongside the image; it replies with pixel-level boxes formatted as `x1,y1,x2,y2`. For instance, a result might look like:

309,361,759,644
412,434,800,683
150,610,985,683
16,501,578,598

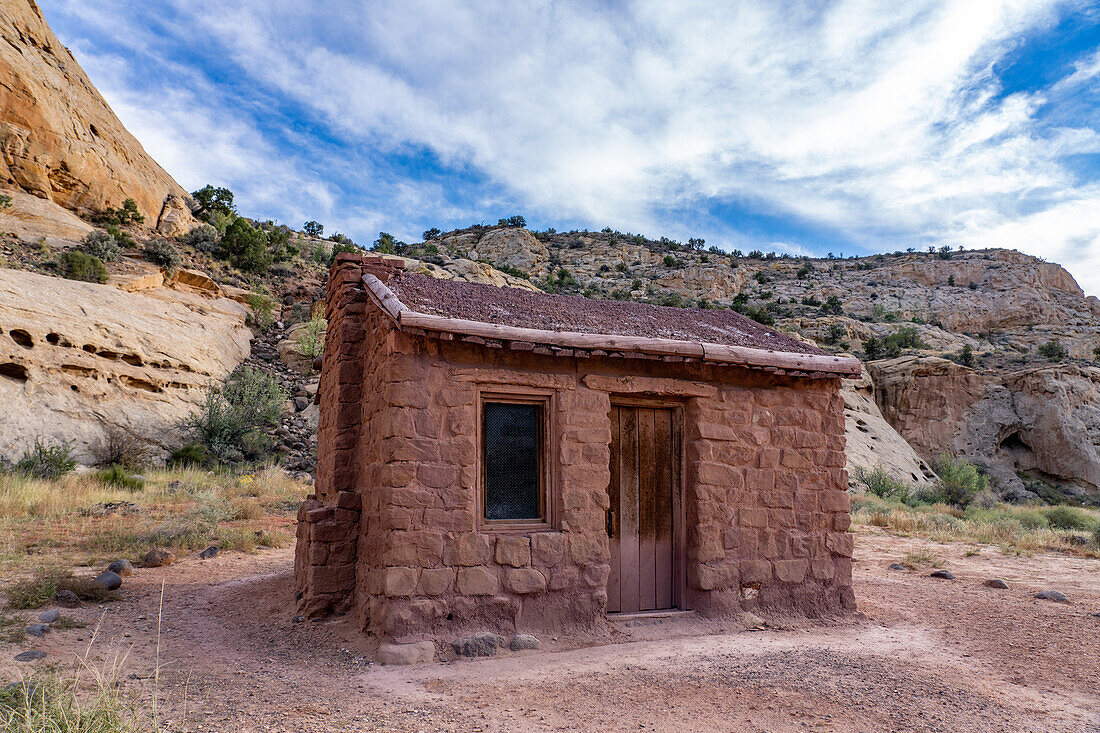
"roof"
362,268,861,378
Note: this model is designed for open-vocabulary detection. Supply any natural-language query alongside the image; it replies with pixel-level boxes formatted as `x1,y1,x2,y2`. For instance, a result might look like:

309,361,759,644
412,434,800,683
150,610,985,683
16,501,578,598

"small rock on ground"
37,609,60,623
1034,590,1068,602
929,570,956,580
54,590,80,608
452,632,506,657
509,634,541,651
25,624,50,637
888,563,909,571
198,546,219,560
14,651,47,662
107,559,134,577
984,578,1010,589
93,570,123,590
142,549,176,567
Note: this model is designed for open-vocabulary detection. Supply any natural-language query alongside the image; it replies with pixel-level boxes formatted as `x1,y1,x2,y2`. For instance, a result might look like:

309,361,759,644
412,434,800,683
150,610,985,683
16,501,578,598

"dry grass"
852,494,1100,558
0,466,310,587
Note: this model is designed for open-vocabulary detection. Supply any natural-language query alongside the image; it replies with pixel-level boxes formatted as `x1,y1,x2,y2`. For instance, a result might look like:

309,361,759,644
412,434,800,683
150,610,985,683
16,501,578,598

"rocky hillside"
0,0,194,233
399,223,1100,502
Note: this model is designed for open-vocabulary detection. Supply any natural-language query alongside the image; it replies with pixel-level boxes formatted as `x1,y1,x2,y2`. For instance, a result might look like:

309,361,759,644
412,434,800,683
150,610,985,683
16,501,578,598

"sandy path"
4,528,1099,732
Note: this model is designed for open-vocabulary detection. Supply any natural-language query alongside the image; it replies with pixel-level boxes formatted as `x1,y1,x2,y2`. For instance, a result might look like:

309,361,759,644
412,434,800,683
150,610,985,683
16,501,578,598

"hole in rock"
83,344,97,353
121,354,143,367
9,329,33,349
46,332,60,345
0,362,28,382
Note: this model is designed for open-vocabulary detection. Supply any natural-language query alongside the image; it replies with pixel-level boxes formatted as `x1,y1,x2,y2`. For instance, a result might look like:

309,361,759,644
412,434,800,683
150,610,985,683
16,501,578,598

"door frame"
607,397,687,613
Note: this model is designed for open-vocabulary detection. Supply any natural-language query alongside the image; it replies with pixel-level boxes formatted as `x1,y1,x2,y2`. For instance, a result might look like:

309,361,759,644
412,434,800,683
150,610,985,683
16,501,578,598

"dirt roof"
387,272,828,357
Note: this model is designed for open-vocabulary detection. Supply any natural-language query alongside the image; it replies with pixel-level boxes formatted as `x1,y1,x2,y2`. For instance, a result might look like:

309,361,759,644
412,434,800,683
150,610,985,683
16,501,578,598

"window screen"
483,401,542,521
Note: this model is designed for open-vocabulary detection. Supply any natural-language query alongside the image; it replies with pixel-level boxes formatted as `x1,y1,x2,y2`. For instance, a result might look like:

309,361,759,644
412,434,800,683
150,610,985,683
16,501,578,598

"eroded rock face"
0,188,93,242
0,268,251,463
0,1,187,224
842,366,936,489
869,356,1100,494
155,195,200,238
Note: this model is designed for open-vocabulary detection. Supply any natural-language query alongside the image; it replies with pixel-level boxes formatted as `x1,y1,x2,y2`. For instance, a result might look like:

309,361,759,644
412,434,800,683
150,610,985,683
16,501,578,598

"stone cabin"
296,254,861,656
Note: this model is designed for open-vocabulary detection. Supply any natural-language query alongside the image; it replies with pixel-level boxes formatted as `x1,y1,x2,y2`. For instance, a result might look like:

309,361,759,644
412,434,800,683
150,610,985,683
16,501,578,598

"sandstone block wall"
296,255,854,640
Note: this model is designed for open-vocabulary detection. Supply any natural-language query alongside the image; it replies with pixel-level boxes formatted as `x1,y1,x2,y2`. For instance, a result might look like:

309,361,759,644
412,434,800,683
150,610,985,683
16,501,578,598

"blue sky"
39,0,1100,292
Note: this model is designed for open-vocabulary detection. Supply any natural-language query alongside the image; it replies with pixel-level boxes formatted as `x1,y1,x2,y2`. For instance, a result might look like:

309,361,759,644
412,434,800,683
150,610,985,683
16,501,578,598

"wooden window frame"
477,387,556,532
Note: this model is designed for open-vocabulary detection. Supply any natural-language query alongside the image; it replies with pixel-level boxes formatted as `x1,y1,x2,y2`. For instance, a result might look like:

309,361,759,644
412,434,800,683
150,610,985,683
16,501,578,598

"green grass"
4,568,115,610
852,494,1100,557
0,653,156,732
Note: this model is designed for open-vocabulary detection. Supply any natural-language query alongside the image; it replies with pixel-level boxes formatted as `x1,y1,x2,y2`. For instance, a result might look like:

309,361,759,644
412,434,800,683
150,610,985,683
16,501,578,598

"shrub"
144,238,181,273
496,263,530,280
1093,523,1100,548
863,336,883,360
14,438,76,478
498,215,526,227
303,220,324,237
80,230,120,262
93,197,144,227
192,184,235,218
178,365,288,462
244,291,277,330
0,193,11,209
92,424,153,468
931,454,988,507
1043,505,1091,531
422,227,441,240
60,250,108,283
1038,340,1067,362
852,466,912,503
955,343,975,367
182,222,219,251
168,442,211,467
295,316,326,359
824,323,846,345
96,464,144,491
219,217,273,273
820,296,844,315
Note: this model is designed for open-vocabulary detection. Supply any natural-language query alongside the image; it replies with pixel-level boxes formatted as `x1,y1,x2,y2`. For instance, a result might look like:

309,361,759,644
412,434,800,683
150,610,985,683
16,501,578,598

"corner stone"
377,641,435,665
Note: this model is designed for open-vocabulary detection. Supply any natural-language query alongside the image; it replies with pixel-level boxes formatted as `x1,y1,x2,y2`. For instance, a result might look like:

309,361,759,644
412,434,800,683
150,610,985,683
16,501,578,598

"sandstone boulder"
468,227,549,275
155,195,200,238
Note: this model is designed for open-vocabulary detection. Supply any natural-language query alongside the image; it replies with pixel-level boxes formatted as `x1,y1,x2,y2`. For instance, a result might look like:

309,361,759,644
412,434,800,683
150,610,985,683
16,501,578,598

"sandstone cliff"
0,267,251,463
0,0,190,227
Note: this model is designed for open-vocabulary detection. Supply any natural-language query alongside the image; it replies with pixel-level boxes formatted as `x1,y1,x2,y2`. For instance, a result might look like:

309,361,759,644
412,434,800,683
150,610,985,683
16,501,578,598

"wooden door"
607,405,678,613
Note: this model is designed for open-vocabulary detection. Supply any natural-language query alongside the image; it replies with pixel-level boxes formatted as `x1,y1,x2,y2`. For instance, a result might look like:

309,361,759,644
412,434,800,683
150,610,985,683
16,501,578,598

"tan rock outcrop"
0,1,187,224
869,356,1100,494
155,195,200,238
842,366,936,489
0,188,93,241
0,268,251,463
467,227,548,274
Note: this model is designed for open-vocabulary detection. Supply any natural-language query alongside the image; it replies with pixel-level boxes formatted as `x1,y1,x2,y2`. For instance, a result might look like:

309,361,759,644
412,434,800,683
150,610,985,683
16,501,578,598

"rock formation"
0,266,251,463
869,356,1100,498
841,367,937,490
0,0,190,227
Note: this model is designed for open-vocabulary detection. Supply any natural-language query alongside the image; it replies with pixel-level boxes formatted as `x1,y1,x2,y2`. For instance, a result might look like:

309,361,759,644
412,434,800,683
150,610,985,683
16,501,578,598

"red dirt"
4,527,1098,732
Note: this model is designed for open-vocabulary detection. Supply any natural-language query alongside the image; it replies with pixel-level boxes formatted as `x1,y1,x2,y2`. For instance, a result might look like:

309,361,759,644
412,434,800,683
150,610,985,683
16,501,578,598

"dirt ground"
4,527,1099,732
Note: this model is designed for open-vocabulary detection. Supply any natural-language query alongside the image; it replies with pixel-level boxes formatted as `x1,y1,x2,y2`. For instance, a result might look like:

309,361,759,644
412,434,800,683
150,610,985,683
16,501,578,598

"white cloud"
38,0,1100,292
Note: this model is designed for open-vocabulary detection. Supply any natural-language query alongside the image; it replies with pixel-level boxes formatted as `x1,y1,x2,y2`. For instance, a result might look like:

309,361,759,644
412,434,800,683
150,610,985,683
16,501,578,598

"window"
482,398,547,524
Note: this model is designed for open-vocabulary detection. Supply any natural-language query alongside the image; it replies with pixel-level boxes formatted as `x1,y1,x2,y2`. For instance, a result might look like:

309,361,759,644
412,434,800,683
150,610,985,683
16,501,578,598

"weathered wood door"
607,405,679,613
